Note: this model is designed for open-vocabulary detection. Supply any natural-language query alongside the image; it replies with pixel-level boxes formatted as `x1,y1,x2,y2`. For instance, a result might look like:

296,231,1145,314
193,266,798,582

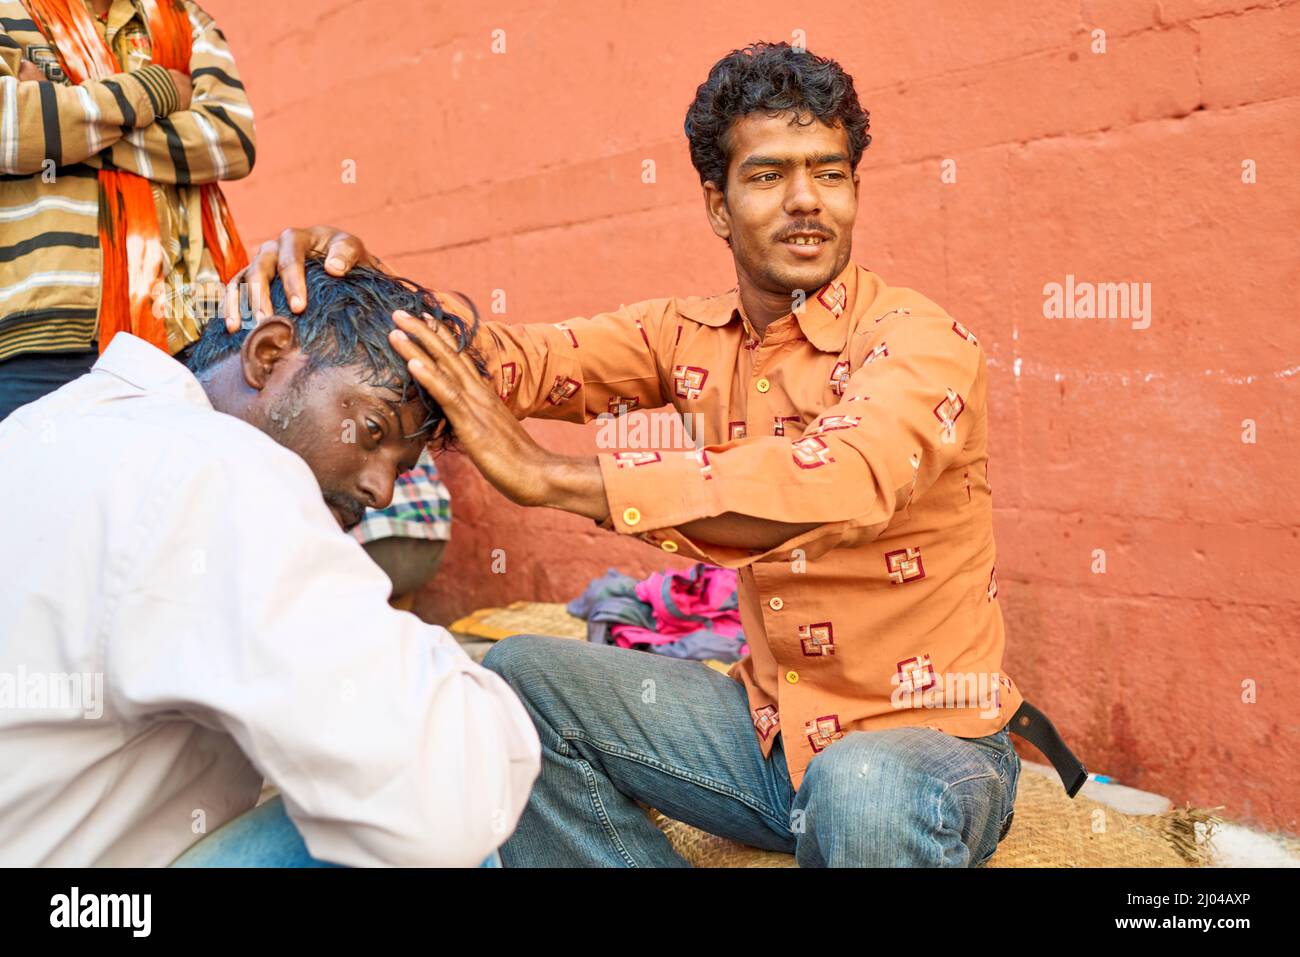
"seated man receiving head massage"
0,261,540,867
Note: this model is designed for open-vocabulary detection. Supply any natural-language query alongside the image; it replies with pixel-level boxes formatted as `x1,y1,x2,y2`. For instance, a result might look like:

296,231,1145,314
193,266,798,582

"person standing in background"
0,0,255,419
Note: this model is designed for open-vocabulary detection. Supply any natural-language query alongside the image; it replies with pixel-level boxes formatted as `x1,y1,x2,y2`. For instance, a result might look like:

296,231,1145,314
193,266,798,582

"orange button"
768,596,784,610
756,377,771,394
785,670,799,684
622,506,641,526
660,540,679,553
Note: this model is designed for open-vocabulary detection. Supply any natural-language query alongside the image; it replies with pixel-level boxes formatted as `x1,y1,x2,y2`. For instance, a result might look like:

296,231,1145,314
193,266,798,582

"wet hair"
185,259,486,449
683,41,871,193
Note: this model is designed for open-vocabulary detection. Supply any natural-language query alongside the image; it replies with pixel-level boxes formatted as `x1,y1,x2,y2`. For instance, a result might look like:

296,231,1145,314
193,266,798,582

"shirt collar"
92,333,214,410
677,260,861,354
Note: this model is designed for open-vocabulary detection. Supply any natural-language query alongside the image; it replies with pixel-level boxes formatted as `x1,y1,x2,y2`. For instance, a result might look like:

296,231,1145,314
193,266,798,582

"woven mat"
648,770,1223,868
448,603,1225,867
449,601,589,641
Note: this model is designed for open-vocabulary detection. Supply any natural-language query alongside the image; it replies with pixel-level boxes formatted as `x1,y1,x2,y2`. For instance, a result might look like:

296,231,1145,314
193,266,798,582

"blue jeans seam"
946,771,1003,866
574,754,639,867
559,729,792,836
933,781,949,867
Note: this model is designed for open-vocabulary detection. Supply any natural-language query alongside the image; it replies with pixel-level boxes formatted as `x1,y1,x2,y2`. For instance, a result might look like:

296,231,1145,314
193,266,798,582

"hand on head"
223,226,389,334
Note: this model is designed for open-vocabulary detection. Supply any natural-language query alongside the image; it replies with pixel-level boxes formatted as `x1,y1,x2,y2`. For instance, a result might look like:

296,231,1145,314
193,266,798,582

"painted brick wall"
203,0,1300,834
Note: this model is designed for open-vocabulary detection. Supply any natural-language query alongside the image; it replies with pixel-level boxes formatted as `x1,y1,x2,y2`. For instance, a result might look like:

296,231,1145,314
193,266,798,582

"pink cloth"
611,565,748,656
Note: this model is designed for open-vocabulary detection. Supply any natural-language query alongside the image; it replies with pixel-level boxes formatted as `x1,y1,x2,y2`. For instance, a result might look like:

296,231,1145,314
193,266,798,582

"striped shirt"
0,0,255,362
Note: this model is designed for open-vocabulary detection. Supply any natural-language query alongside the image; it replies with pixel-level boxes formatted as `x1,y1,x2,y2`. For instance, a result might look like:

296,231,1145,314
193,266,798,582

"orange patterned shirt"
474,260,1024,788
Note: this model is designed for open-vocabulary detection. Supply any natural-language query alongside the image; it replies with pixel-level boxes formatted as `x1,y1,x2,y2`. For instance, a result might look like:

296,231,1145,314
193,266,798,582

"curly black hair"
684,41,871,192
185,259,487,451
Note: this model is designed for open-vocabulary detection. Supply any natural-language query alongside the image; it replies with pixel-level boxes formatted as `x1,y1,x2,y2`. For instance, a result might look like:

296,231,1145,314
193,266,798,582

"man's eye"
365,419,384,439
819,171,845,180
754,172,780,183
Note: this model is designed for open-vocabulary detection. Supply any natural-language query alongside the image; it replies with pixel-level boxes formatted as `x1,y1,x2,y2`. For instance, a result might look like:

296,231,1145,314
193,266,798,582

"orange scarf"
23,0,248,353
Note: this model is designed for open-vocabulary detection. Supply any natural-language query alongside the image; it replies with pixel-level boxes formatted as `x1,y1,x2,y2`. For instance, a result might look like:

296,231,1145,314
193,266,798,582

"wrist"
133,64,178,121
537,453,608,521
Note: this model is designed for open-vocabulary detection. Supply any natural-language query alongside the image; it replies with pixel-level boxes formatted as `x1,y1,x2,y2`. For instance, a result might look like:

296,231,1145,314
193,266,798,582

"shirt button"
785,670,799,684
768,596,784,610
622,506,641,526
756,377,771,394
660,540,679,553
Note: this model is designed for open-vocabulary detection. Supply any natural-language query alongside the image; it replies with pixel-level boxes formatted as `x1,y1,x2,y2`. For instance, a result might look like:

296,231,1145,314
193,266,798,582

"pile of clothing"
567,564,748,663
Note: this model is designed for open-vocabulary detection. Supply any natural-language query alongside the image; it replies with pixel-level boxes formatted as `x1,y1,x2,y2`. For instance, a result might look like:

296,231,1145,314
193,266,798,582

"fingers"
222,238,277,333
222,265,250,333
388,319,461,408
391,311,479,387
222,226,378,334
276,227,313,314
321,230,369,276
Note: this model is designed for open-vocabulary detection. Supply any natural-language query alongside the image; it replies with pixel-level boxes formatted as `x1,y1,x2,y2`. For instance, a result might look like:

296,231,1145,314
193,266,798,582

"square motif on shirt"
884,546,926,584
499,362,518,400
24,45,67,83
805,714,844,753
753,705,779,741
896,654,936,693
799,622,835,656
612,451,661,469
817,281,847,318
672,365,708,400
545,375,580,405
791,435,834,469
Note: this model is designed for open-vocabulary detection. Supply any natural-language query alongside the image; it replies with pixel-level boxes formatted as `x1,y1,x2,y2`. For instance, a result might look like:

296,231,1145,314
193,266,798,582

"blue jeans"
482,634,1020,867
169,795,502,868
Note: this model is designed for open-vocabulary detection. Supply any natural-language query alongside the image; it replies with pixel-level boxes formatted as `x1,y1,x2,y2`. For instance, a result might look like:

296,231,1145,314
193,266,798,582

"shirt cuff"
129,64,179,122
597,448,717,535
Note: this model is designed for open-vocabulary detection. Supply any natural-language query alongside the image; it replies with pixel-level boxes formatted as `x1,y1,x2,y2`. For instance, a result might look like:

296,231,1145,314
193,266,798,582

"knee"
481,634,578,699
481,633,546,682
801,732,944,825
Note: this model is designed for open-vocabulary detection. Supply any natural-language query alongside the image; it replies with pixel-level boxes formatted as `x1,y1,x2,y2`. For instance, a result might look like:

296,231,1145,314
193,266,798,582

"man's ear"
703,181,732,244
239,318,298,391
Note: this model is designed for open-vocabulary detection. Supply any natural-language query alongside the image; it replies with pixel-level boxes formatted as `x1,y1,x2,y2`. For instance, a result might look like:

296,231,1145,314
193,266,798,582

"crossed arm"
0,1,254,182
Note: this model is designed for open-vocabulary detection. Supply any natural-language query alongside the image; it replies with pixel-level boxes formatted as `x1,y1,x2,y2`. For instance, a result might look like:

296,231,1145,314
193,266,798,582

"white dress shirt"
0,334,540,867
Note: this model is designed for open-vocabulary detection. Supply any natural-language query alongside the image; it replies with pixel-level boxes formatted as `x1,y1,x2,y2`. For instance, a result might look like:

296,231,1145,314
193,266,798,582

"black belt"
1007,698,1087,798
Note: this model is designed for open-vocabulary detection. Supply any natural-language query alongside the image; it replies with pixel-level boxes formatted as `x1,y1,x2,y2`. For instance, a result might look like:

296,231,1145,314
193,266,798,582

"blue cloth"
483,635,1021,867
568,564,747,662
170,796,501,868
566,568,653,647
0,347,98,421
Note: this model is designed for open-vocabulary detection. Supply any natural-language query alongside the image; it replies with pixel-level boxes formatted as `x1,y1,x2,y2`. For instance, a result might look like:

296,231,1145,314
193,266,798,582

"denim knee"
800,734,933,815
481,633,551,681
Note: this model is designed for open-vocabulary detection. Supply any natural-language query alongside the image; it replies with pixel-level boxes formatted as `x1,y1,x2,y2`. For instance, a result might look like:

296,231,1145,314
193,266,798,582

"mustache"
322,490,367,529
775,221,835,242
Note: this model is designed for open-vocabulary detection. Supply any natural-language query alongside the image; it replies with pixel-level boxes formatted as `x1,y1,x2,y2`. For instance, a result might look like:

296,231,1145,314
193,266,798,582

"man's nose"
358,463,396,511
783,169,821,214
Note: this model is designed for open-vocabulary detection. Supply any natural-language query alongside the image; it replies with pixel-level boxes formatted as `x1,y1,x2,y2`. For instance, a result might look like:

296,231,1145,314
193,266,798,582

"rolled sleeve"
476,298,673,422
596,311,987,569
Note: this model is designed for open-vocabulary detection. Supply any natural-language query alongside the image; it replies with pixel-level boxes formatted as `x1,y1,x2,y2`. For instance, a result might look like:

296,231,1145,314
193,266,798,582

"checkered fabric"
349,449,451,545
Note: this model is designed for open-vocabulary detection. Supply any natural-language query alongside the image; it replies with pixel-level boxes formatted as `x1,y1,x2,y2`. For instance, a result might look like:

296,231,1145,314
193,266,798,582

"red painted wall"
204,0,1300,835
